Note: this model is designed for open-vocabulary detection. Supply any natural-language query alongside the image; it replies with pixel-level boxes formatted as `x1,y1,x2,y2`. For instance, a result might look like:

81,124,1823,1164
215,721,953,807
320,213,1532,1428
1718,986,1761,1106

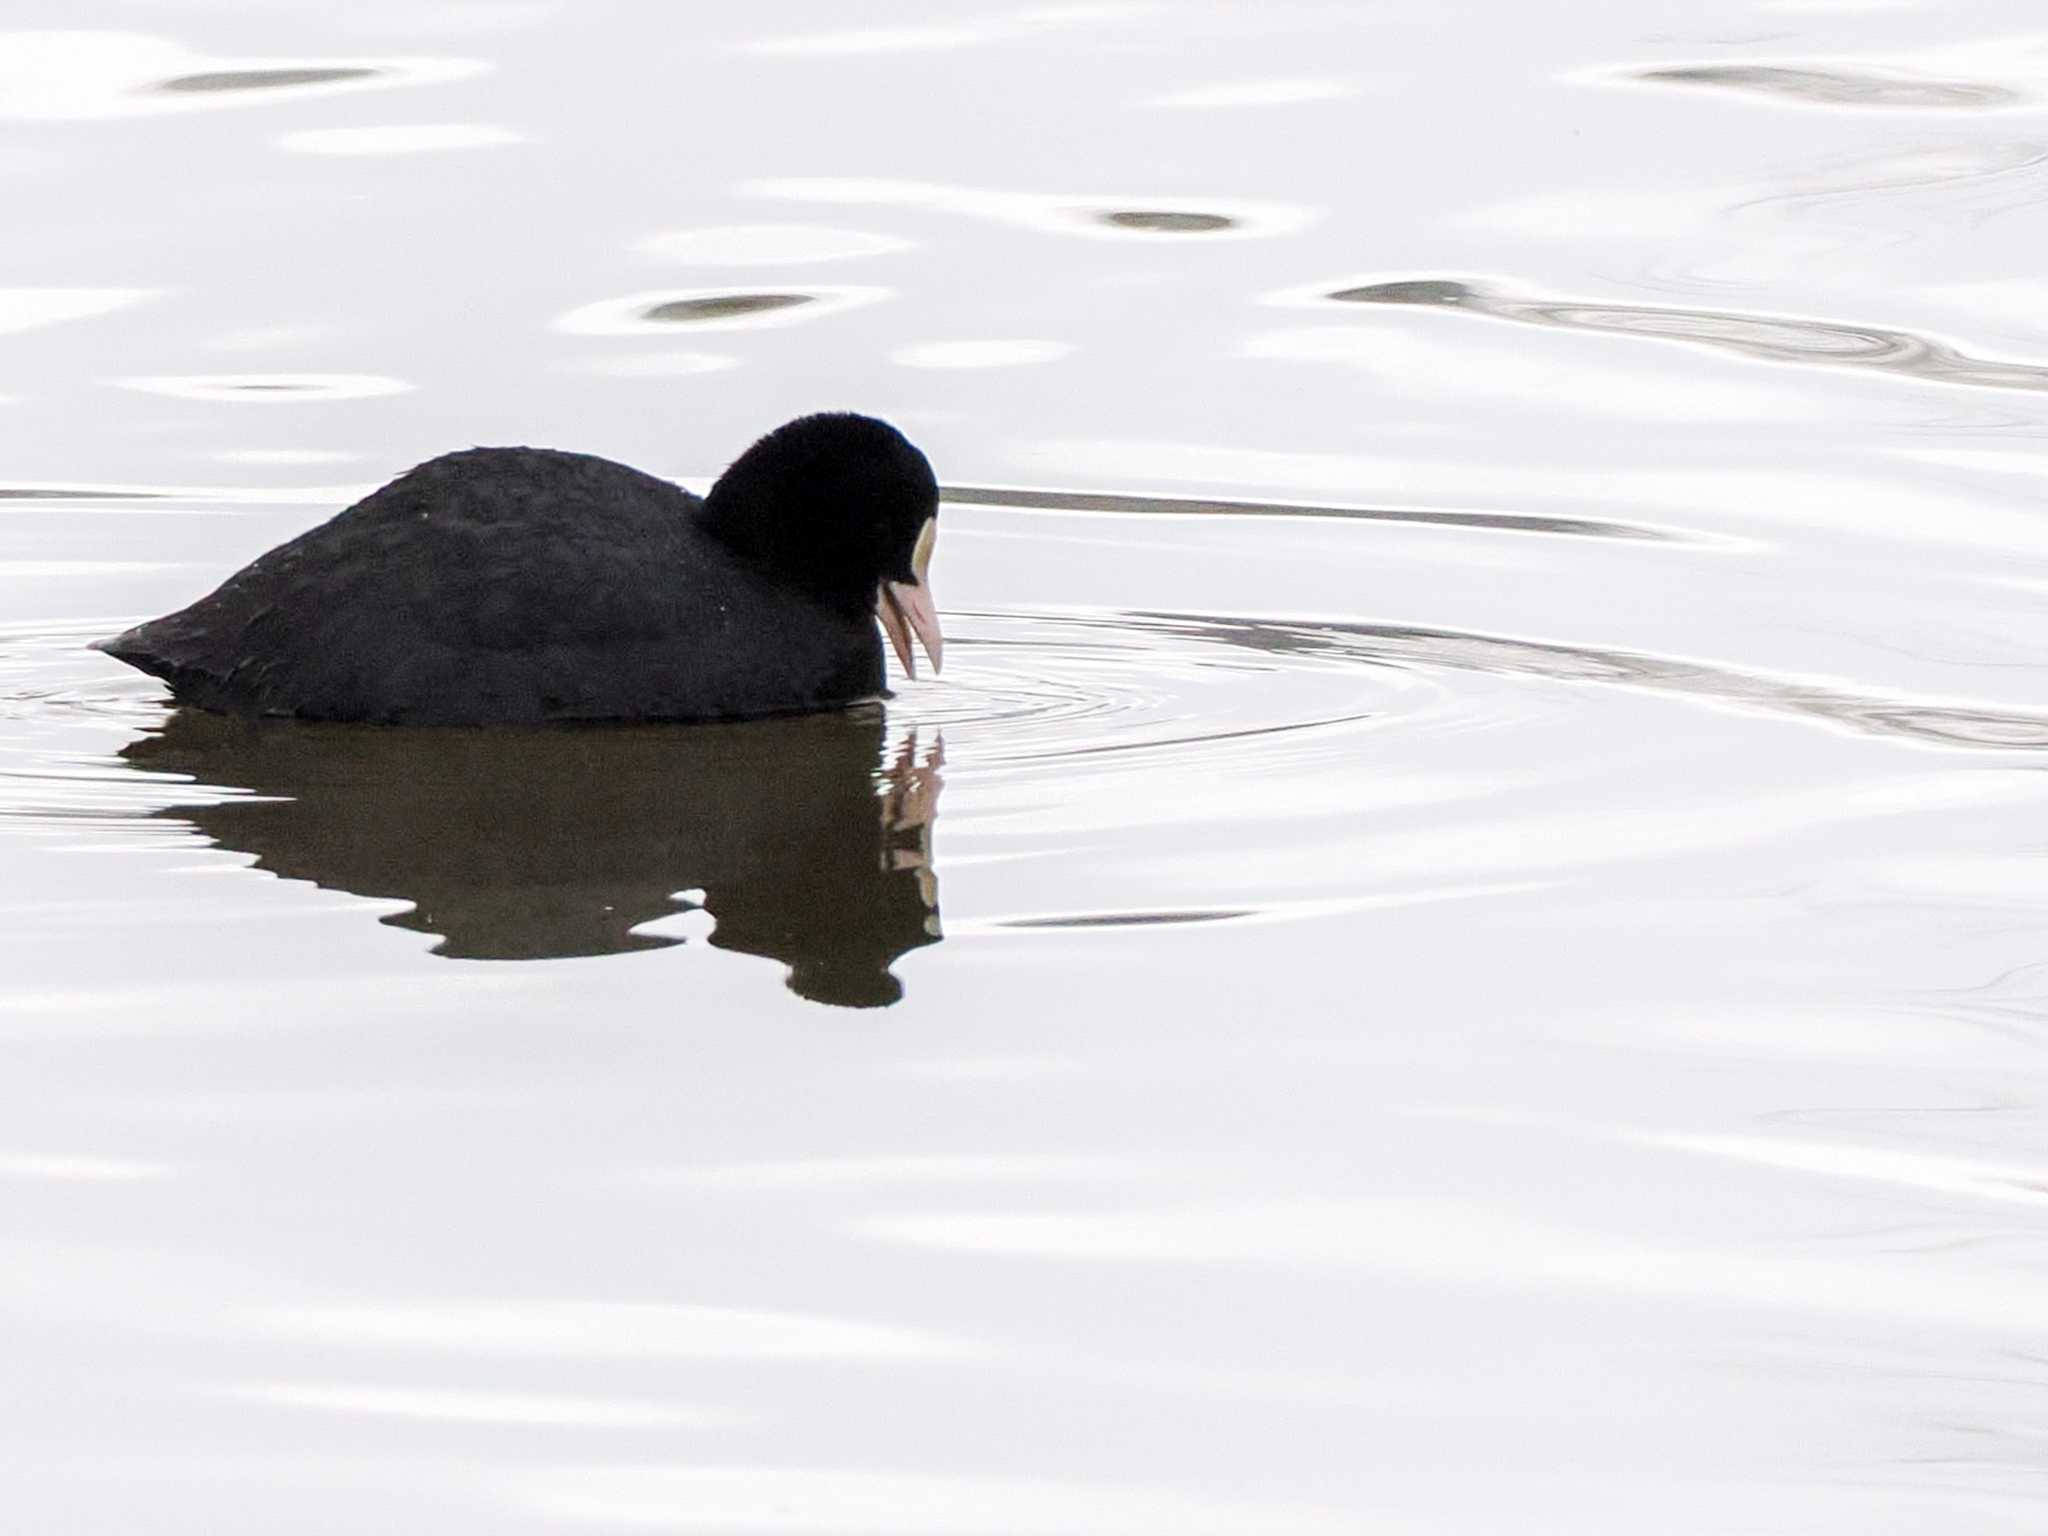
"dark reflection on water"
942,484,1677,542
642,294,813,323
1636,64,2020,110
158,67,385,94
119,707,943,1008
1099,210,1237,233
1139,610,2048,750
1329,278,2048,393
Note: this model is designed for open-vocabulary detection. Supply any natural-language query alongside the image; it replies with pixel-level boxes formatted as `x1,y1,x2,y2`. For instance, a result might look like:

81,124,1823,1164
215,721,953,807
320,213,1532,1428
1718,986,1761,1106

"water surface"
9,1,2048,1530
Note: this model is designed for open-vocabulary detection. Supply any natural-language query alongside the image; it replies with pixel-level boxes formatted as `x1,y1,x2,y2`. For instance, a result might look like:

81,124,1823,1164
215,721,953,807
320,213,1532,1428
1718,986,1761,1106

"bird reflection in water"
119,706,944,1008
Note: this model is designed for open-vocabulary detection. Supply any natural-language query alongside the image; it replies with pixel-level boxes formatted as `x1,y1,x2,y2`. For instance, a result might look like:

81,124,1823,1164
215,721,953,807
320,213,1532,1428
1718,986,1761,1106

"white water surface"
9,1,2048,1530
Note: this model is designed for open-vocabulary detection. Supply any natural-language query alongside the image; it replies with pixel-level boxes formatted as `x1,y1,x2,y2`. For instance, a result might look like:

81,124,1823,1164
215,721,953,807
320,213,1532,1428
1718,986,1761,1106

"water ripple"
747,176,1316,242
1735,140,2048,225
887,609,1417,770
1129,610,2048,751
860,1196,2048,1332
0,622,164,721
942,483,1679,543
0,33,487,120
162,66,381,94
556,286,886,336
1634,62,2021,110
1306,276,2048,394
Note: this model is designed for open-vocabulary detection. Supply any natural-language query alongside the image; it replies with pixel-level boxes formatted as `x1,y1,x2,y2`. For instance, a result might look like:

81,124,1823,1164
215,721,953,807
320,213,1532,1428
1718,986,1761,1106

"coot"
97,412,942,725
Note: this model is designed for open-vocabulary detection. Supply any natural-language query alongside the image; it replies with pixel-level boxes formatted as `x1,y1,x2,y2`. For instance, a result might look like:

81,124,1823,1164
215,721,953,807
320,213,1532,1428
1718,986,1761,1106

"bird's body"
99,414,943,725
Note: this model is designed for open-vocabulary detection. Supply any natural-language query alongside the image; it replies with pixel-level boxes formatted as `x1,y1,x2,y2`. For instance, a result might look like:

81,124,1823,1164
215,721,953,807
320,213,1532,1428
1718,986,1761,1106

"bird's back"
101,447,883,724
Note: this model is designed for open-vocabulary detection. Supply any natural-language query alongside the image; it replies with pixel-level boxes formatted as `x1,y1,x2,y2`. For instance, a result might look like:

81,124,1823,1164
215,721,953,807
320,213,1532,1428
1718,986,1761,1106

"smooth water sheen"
8,2,2048,1529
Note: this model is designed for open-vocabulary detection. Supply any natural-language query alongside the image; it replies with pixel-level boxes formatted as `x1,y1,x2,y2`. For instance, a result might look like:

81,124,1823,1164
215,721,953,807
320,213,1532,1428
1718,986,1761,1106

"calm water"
9,1,2048,1529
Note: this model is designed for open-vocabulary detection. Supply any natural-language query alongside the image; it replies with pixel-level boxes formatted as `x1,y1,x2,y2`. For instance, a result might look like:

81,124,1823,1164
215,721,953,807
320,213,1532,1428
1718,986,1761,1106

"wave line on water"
1130,609,2048,751
1630,62,2022,111
941,483,1681,543
1287,275,2048,394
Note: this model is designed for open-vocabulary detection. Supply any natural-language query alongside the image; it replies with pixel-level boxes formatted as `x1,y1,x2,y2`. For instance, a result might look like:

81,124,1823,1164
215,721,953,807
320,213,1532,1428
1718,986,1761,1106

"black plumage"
97,412,941,725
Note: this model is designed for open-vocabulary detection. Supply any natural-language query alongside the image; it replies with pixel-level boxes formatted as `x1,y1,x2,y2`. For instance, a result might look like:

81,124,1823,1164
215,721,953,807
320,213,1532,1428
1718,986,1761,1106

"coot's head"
702,412,942,678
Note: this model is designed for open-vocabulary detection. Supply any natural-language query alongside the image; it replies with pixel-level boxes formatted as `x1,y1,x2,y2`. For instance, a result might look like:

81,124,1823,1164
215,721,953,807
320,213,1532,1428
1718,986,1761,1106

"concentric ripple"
0,612,1422,831
881,608,1427,773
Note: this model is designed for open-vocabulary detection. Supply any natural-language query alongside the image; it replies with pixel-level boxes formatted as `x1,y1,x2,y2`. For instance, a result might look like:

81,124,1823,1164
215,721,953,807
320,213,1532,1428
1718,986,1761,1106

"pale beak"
876,516,941,679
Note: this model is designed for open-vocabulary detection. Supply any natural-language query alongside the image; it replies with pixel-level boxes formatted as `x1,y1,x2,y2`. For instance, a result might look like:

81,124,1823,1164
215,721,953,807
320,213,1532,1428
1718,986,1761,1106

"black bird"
97,412,943,725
